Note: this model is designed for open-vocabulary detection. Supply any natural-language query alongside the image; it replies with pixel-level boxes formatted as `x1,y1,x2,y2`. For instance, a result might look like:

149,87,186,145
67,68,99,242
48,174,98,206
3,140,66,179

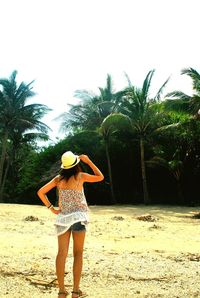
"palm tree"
147,110,200,204
57,74,124,204
0,70,51,200
57,74,124,132
165,67,200,115
120,70,170,204
100,113,131,204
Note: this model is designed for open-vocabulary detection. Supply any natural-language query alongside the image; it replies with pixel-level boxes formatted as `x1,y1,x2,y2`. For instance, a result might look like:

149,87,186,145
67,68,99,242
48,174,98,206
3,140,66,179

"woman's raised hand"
79,154,91,164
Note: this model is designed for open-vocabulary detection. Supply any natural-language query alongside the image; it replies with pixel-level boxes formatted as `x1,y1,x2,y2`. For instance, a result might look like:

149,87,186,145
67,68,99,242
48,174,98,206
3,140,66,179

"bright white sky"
0,0,199,144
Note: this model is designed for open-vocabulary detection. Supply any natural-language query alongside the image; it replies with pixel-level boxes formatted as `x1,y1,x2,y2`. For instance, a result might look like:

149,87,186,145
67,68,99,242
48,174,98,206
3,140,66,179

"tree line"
0,68,200,206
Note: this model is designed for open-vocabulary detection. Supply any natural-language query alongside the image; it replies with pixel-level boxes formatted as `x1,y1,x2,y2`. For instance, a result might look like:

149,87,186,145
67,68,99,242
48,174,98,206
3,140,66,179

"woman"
37,151,104,298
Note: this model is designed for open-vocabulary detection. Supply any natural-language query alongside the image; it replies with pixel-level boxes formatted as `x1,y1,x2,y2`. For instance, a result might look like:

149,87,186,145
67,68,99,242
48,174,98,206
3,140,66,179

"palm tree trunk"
173,170,184,204
0,157,9,200
105,142,117,204
0,130,8,201
140,138,150,204
176,177,184,204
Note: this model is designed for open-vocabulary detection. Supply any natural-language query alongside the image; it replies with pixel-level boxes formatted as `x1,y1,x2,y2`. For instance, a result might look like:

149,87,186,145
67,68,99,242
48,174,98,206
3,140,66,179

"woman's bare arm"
37,176,60,214
79,155,104,183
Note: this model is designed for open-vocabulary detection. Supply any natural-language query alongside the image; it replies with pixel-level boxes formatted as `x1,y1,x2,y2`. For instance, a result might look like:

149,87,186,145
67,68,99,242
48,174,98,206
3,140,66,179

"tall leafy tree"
120,70,170,204
100,113,131,203
147,115,200,203
57,74,125,203
0,70,51,200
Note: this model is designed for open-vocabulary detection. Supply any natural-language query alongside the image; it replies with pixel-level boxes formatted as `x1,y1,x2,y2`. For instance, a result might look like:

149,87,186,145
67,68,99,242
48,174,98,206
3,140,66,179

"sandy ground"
1,204,200,298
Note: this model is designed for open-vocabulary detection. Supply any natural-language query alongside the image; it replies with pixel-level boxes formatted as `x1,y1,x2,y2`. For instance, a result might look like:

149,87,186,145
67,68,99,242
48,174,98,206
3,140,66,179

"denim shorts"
69,221,86,232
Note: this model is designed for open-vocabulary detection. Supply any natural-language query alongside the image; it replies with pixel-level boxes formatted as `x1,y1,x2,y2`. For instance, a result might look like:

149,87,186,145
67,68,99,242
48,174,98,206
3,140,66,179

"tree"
0,70,51,200
57,74,125,203
57,74,124,132
100,113,131,204
120,70,170,204
147,112,200,204
165,67,200,115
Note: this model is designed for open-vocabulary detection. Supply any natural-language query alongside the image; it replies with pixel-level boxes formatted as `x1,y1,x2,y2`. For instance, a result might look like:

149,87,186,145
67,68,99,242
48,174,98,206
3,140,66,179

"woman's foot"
71,290,87,298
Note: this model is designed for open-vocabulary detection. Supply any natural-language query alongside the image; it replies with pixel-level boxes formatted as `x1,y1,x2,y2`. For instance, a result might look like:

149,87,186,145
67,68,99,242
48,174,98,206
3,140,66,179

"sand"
1,204,200,298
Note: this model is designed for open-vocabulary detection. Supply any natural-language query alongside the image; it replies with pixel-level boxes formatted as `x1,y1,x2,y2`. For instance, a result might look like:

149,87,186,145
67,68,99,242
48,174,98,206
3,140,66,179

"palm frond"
165,91,190,100
154,76,170,101
106,74,113,95
101,113,132,135
164,98,190,113
142,69,155,99
181,67,200,92
146,156,169,169
124,72,132,87
189,95,200,113
181,67,200,80
74,89,96,101
22,132,50,142
155,122,181,132
15,81,35,103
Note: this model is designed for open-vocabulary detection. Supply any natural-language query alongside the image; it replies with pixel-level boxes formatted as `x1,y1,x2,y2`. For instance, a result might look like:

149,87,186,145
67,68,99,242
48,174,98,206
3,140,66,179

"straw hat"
61,151,80,169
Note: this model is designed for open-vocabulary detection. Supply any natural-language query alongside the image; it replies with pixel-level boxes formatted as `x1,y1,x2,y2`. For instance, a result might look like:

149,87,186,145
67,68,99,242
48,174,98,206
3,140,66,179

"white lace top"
55,178,89,236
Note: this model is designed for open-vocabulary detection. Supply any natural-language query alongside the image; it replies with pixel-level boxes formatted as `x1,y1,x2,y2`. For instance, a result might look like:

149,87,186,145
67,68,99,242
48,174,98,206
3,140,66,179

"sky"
0,0,199,144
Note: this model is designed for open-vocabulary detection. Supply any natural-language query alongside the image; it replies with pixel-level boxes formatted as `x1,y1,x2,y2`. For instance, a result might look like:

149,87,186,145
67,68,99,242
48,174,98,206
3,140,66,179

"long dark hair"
59,164,82,181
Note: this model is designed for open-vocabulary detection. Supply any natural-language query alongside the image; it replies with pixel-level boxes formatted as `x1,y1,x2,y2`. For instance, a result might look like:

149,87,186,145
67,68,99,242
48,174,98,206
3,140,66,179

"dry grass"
1,203,200,297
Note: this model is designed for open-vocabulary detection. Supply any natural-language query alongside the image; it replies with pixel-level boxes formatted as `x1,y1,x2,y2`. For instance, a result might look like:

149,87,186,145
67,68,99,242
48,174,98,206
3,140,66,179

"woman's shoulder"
53,175,61,184
74,172,84,180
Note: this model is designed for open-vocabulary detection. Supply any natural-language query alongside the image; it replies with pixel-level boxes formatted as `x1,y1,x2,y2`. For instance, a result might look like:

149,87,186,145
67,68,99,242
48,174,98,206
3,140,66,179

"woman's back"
57,174,83,191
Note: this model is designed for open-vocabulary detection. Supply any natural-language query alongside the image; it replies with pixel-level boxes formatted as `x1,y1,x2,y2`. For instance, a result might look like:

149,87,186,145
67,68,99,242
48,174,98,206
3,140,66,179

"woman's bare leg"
72,231,86,293
56,230,71,294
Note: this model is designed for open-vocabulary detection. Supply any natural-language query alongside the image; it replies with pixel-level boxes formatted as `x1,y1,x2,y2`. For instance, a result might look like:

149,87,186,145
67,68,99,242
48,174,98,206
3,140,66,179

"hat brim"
61,156,80,169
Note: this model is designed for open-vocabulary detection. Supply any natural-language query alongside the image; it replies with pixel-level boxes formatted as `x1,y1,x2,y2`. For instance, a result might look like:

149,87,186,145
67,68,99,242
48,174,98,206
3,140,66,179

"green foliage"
165,67,200,115
100,113,132,140
16,132,105,203
1,68,200,206
56,74,124,132
0,71,51,200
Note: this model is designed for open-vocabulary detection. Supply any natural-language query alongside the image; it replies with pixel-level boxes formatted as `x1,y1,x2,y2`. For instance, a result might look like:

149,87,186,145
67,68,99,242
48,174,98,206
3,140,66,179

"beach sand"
1,204,200,297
